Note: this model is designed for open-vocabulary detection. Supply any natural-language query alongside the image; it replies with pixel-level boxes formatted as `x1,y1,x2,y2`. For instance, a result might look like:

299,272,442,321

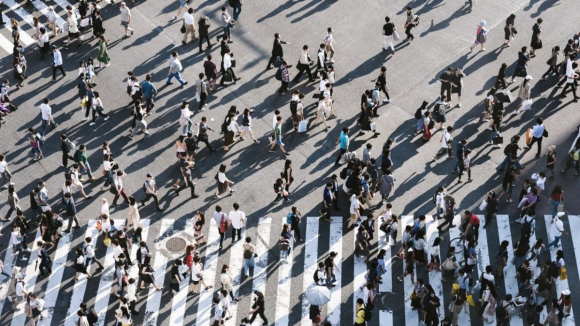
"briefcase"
274,57,284,68
223,72,233,82
231,59,236,68
493,136,504,145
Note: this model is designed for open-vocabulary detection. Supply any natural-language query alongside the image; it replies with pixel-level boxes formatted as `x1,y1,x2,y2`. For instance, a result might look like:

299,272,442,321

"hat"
557,212,565,217
120,1,125,4
48,5,54,11
479,20,486,27
17,272,25,279
146,173,153,178
525,75,533,80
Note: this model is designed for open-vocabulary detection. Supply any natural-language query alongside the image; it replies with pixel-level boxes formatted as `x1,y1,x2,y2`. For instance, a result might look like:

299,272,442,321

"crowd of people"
0,0,578,325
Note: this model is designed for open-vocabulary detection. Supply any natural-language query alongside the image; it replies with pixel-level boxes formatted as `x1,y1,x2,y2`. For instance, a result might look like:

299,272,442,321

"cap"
479,20,486,27
146,173,153,178
120,1,126,4
17,272,25,279
562,289,571,296
557,212,565,217
525,75,533,80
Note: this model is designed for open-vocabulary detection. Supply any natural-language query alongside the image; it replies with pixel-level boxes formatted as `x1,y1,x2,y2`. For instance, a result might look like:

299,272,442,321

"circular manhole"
166,237,187,252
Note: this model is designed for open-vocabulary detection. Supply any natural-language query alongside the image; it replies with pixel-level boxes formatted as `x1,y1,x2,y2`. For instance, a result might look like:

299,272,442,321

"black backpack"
503,143,512,156
339,168,348,180
521,216,533,237
345,175,358,189
413,14,420,26
86,308,98,325
185,137,198,151
64,170,73,182
275,67,283,81
414,108,422,119
433,104,440,115
313,269,320,283
432,191,438,204
289,100,298,115
548,261,560,279
363,307,372,321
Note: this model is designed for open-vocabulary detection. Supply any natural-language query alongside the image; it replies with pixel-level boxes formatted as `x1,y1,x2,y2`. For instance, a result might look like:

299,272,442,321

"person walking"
74,248,93,281
62,192,81,232
141,174,162,211
470,20,487,52
542,46,560,80
530,18,543,57
128,105,151,139
548,212,568,248
220,48,240,86
293,45,314,83
167,52,188,86
267,33,290,70
215,164,235,198
64,9,83,49
83,237,104,272
195,73,208,111
181,8,196,45
560,61,579,100
96,35,110,68
334,127,350,165
60,135,74,168
92,10,104,38
111,170,129,206
174,161,199,199
269,116,290,155
514,76,532,113
503,14,515,46
511,46,531,83
218,7,232,42
172,0,188,19
197,15,211,52
239,108,259,143
228,203,245,242
248,291,268,325
527,118,546,158
382,16,396,55
37,241,52,276
404,6,416,41
125,196,143,231
203,55,217,90
278,61,291,94
232,0,243,21
120,3,133,37
139,254,163,291
51,45,66,80
89,91,109,126
196,117,216,153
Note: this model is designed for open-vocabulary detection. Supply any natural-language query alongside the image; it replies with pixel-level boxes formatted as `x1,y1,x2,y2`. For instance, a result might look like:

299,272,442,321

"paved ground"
0,0,580,325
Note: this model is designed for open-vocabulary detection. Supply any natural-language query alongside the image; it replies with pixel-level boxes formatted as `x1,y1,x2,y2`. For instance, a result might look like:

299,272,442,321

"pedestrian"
141,174,162,211
397,250,415,283
197,15,211,52
248,291,268,325
232,0,242,20
111,170,129,206
173,0,188,19
166,52,188,86
542,46,560,80
354,298,366,325
119,3,134,37
278,61,291,94
269,116,290,155
228,202,245,242
560,61,579,100
293,45,314,83
51,45,66,80
96,35,110,68
242,236,256,277
196,117,216,152
421,111,432,141
83,237,104,272
218,7,232,42
312,97,330,129
139,254,163,290
92,10,104,38
313,43,327,78
74,248,93,281
220,264,238,301
503,14,515,46
37,241,52,277
334,127,350,165
449,290,467,325
543,145,557,179
62,192,81,233
37,27,49,60
203,55,218,90
382,16,396,55
457,149,472,183
182,8,196,45
128,105,151,139
451,68,466,107
214,164,235,198
530,18,543,57
47,6,60,36
432,126,454,161
496,294,513,326
211,296,224,326
64,9,83,48
179,102,193,135
439,67,453,102
124,196,142,231
515,75,532,113
239,108,259,143
267,33,290,70
511,46,530,83
470,20,487,52
220,48,240,86
174,161,199,199
89,91,109,126
195,74,208,111
29,135,43,161
213,205,227,249
404,6,416,41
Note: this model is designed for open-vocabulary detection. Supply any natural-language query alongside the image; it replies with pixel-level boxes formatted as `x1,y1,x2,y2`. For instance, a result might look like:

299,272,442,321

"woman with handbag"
547,185,563,221
429,237,441,271
503,14,516,47
37,27,50,60
441,246,458,283
242,236,256,277
139,253,163,290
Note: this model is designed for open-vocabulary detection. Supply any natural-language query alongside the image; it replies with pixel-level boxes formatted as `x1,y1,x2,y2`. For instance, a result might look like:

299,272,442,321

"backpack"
289,100,298,115
275,67,283,81
185,137,198,151
414,108,422,119
494,248,507,264
219,214,228,233
503,143,512,156
142,181,149,193
64,170,73,182
86,308,98,325
339,168,347,180
413,14,420,26
286,213,294,225
313,269,320,283
228,0,236,7
467,274,475,287
496,301,507,319
432,190,438,204
433,104,440,115
133,86,143,99
345,175,358,189
201,16,210,27
521,216,533,237
362,307,372,321
66,139,76,152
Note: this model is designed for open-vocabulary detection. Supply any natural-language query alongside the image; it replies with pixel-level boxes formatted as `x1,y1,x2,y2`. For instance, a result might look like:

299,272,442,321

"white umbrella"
306,286,332,305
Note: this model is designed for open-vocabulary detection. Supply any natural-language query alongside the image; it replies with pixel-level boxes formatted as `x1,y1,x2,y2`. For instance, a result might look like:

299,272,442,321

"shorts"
179,0,186,7
14,295,24,303
171,281,179,292
501,184,512,195
121,21,129,28
68,31,79,38
276,137,283,146
190,279,200,285
349,214,357,221
242,125,251,131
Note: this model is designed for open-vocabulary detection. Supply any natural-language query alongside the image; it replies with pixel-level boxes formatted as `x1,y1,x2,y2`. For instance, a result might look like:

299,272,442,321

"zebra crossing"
1,214,580,325
0,0,97,54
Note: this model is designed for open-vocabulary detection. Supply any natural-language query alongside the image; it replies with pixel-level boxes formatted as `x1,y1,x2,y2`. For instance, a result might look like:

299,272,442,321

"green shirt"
76,150,88,165
275,123,282,139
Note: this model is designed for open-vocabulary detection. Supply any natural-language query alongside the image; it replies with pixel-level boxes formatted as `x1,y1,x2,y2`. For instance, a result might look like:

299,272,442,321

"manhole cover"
166,238,187,252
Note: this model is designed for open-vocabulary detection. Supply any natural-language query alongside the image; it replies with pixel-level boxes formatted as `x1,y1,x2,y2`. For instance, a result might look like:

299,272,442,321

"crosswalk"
1,214,579,325
0,0,96,54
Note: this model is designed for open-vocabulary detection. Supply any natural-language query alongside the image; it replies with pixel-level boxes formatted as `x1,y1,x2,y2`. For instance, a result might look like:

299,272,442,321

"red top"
551,193,563,201
469,214,480,227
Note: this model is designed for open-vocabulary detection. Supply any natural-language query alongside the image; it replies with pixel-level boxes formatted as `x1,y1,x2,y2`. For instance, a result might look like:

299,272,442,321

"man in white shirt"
0,154,13,189
39,97,58,137
112,239,124,262
212,296,224,325
83,237,104,271
219,48,240,86
527,118,546,158
548,212,569,248
560,60,579,101
11,273,27,310
293,45,314,83
51,45,66,80
228,203,245,242
166,51,188,86
120,2,134,37
182,8,196,45
126,278,138,314
141,174,162,211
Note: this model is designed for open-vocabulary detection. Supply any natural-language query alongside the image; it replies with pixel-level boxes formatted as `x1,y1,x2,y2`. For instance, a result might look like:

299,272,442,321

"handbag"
521,99,533,111
393,30,400,41
525,128,532,146
448,301,455,313
493,136,503,145
231,59,236,68
223,72,233,82
370,122,377,132
278,241,289,252
560,266,568,280
103,237,111,247
451,283,460,296
298,120,307,132
479,199,487,211
180,23,186,33
80,18,90,28
274,57,284,68
466,295,475,306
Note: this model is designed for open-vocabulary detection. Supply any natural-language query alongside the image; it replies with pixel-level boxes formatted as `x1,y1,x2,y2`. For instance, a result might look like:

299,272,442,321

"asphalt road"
0,0,580,325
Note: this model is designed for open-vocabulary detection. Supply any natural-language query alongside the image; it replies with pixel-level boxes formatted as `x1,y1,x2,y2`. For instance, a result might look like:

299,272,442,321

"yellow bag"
525,128,531,146
104,237,111,247
409,290,415,300
560,267,568,280
81,96,88,108
451,283,459,296
466,294,475,306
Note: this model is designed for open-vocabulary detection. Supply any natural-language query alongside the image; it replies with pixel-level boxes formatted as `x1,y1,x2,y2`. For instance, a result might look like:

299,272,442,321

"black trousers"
220,68,237,85
291,225,301,240
92,106,107,121
562,82,579,98
199,92,207,110
483,212,495,228
528,136,543,155
249,311,268,325
197,135,214,151
335,148,347,164
405,24,414,39
231,228,242,241
218,230,225,248
198,34,210,51
440,85,451,101
320,205,331,219
379,84,390,100
62,152,72,167
278,81,288,94
542,65,559,79
267,55,278,68
142,193,160,208
437,212,454,230
293,63,313,82
85,256,104,269
39,260,52,276
52,64,65,79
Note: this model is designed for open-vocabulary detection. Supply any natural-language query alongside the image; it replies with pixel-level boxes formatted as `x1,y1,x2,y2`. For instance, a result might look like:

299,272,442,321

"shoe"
89,178,96,181
191,195,199,199
79,178,85,182
166,82,174,85
182,82,189,86
156,208,163,211
269,150,275,153
82,117,88,121
144,134,152,138
104,116,110,121
128,135,133,139
285,152,290,156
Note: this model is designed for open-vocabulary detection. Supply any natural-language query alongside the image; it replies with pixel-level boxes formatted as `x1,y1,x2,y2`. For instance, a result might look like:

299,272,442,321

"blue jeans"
222,26,231,40
80,163,94,179
13,243,24,260
40,118,56,137
433,207,444,219
489,130,499,143
243,256,255,276
233,3,242,20
551,199,560,219
167,72,186,85
182,120,192,134
326,272,336,286
548,235,561,248
104,170,114,187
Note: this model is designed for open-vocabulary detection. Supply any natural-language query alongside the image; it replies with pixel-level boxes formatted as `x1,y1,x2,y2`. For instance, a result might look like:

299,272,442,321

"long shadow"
531,1,560,18
289,0,336,24
419,4,469,37
256,0,303,23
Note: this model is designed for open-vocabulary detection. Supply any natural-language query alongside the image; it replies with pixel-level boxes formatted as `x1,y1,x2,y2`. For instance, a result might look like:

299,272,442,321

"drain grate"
166,237,187,252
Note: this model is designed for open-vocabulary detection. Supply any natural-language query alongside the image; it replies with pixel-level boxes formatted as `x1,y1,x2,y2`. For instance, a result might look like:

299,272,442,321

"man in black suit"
220,35,231,73
267,33,290,70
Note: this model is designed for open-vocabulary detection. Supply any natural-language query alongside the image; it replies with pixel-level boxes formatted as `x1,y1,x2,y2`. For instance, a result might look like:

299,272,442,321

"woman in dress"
96,35,110,68
279,223,295,259
220,264,239,302
503,14,515,47
451,68,466,107
193,211,207,245
530,18,543,57
139,254,163,290
125,196,142,231
239,108,259,143
74,248,92,281
114,306,132,326
429,236,441,271
354,226,370,262
27,292,43,326
214,164,235,198
421,110,432,141
397,250,415,283
470,20,487,52
223,112,239,151
480,282,496,323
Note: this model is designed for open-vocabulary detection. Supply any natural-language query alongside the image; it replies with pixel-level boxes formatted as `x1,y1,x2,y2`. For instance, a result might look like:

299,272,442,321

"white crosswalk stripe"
5,213,580,325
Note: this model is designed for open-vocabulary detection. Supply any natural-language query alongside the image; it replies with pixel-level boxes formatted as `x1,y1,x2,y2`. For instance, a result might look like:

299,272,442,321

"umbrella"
495,90,512,103
306,286,332,305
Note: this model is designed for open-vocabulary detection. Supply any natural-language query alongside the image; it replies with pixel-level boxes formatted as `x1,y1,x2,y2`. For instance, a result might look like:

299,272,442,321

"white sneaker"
89,122,96,126
82,117,88,121
104,116,110,121
20,258,28,261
